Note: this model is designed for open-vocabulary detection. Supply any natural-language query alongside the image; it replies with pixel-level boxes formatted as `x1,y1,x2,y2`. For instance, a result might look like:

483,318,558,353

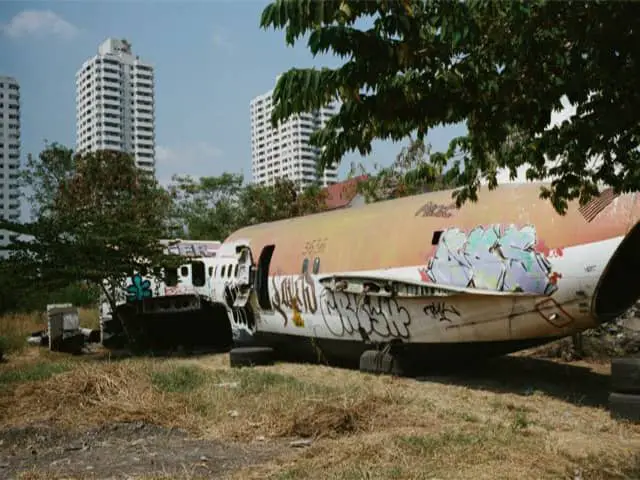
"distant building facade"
250,78,338,190
0,76,21,256
75,38,155,174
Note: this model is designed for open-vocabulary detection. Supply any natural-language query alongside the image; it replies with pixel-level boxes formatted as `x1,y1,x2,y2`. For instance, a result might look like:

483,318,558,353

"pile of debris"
532,305,640,361
27,304,101,355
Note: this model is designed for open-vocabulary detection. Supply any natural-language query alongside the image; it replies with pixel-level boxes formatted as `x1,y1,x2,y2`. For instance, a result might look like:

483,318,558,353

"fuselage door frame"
233,244,254,308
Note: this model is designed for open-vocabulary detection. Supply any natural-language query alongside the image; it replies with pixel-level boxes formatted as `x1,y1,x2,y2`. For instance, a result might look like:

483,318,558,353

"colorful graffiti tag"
126,274,153,302
421,225,559,295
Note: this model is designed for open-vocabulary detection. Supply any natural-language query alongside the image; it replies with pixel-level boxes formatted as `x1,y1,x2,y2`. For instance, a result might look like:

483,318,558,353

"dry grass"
1,341,639,479
0,308,99,356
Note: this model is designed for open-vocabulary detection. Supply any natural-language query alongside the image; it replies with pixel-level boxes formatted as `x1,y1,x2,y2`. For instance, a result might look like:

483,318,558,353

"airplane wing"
317,273,538,299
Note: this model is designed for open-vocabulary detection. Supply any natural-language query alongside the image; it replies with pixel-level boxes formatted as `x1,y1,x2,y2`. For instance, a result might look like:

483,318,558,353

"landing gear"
359,342,410,377
229,346,275,368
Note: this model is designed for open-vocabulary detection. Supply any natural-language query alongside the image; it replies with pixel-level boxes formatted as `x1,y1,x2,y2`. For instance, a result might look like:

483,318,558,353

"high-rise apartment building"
75,38,155,174
250,79,338,190
0,76,21,256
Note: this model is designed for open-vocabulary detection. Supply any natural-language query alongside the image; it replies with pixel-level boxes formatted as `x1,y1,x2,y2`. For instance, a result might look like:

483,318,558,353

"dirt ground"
0,343,639,480
0,421,286,479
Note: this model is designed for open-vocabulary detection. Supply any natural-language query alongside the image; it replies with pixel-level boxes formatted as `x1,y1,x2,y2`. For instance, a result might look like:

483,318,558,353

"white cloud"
1,10,79,40
211,27,232,52
155,142,224,187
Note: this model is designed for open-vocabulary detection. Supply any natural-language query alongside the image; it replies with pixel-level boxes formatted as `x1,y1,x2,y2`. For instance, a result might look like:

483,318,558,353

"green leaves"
168,175,328,241
263,0,640,214
1,147,177,297
351,138,457,203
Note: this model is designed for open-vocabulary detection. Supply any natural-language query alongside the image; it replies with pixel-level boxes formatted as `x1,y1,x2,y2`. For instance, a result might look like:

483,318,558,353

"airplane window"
208,266,213,277
227,265,233,278
432,230,443,245
234,264,239,277
221,265,226,277
302,258,309,274
180,266,189,277
313,257,320,274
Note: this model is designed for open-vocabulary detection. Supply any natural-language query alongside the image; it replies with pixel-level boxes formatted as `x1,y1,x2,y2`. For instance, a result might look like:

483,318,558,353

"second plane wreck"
99,240,233,352
207,182,640,372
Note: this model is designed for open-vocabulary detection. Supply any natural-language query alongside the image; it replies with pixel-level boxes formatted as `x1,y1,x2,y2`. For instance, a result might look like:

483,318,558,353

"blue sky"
1,0,466,190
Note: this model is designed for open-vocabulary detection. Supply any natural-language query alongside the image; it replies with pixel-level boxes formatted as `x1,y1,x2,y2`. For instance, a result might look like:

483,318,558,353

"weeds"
0,309,98,357
151,365,207,393
0,361,71,386
1,335,639,480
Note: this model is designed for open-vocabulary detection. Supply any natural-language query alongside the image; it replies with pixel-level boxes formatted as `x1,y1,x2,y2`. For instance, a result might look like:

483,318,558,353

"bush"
0,282,100,316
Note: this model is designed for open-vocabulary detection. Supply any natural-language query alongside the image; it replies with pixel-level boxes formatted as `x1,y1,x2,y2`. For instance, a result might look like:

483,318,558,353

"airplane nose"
592,219,640,323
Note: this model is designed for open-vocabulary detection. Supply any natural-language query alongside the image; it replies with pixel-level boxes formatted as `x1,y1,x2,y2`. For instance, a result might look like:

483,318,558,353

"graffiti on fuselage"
271,273,317,326
302,237,328,257
414,201,457,218
423,301,461,323
319,290,412,339
223,281,254,330
421,224,560,295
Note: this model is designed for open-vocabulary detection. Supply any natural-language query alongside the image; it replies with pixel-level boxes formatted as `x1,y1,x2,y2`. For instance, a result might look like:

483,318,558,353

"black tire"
359,349,406,376
611,356,640,394
609,392,640,422
229,346,275,368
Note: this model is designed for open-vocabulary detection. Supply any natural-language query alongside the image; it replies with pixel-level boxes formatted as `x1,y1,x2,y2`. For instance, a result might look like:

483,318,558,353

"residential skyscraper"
250,79,338,190
75,38,155,174
0,76,21,256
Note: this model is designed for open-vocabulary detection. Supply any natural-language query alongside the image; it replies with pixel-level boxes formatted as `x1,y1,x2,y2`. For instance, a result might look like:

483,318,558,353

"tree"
260,0,640,213
169,174,329,241
0,147,182,315
20,142,76,219
168,173,246,240
240,178,328,225
350,138,458,203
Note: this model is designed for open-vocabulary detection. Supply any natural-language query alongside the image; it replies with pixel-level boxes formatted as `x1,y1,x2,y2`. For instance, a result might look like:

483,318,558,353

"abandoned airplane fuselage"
207,182,640,365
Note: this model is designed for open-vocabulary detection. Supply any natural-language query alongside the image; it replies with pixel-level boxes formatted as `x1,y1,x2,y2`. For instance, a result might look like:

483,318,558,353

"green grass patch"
198,367,333,396
150,365,207,393
151,364,333,398
398,430,488,455
0,361,71,386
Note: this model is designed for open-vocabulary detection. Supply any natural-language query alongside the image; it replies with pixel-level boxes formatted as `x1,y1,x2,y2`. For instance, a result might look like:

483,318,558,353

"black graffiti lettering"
319,290,412,339
423,301,460,323
271,274,318,325
270,276,287,325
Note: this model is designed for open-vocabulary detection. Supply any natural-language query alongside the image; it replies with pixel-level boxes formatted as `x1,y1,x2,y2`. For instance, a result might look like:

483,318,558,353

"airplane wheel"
609,392,640,422
359,349,405,376
611,356,640,394
229,346,275,368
